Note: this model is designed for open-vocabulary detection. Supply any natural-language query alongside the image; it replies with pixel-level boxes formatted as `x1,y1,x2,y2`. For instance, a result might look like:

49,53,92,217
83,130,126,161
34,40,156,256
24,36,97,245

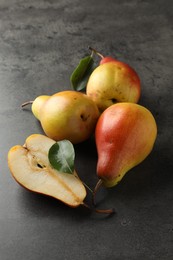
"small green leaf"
70,55,96,91
48,140,75,174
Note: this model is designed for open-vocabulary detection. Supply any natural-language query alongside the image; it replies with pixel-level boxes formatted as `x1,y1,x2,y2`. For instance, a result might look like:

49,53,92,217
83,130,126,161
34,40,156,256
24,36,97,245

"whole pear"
95,103,157,188
23,91,100,144
86,49,141,112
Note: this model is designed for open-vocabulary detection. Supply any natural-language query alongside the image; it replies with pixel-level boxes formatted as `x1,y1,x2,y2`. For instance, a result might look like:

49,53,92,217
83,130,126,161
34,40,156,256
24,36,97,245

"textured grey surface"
0,0,173,259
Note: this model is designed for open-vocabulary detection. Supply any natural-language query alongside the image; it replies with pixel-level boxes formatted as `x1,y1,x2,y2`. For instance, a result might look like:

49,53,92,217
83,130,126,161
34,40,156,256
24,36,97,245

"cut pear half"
8,134,86,207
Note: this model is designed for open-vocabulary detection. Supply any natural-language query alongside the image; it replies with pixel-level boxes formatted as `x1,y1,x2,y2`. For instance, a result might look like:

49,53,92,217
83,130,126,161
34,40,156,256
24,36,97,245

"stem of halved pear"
88,46,104,59
21,101,34,108
82,202,115,215
92,179,103,206
95,207,115,214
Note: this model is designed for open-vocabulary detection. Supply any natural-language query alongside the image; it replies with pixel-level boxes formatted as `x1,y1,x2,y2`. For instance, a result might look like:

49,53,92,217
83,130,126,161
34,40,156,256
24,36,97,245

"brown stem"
82,202,91,210
88,46,104,59
21,101,33,108
92,179,103,206
95,208,115,215
82,202,115,215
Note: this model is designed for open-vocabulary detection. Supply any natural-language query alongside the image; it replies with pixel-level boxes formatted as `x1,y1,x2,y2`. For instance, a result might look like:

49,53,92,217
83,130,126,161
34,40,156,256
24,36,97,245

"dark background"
0,0,173,259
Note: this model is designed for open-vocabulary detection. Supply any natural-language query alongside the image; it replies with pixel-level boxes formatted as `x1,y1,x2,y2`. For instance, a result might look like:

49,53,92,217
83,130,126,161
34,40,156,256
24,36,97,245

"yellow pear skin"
86,61,141,112
95,103,157,187
39,91,100,144
31,95,50,119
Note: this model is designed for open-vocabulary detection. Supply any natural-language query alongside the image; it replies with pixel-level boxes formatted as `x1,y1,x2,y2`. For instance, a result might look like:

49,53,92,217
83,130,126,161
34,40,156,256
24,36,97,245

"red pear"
95,103,157,188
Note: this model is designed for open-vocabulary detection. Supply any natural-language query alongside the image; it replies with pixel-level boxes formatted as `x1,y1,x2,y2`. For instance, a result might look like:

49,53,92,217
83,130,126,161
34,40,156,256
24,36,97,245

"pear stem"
95,208,115,215
88,46,104,59
82,202,115,215
92,179,103,206
21,101,33,108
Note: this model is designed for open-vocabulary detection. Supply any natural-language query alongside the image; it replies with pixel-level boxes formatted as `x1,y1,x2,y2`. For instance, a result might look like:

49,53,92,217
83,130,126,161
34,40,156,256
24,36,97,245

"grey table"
1,0,173,259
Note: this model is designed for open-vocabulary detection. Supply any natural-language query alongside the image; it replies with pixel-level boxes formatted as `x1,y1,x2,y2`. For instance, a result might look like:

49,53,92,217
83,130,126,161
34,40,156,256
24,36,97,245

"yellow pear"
86,61,141,112
22,91,100,144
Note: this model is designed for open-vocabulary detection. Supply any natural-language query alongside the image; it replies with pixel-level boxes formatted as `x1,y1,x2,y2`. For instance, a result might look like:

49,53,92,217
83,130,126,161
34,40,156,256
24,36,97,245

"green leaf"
48,140,75,174
70,55,96,91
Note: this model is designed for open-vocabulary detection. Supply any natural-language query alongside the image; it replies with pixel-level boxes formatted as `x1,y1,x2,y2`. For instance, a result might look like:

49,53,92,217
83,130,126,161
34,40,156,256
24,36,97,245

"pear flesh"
95,103,157,187
8,134,86,207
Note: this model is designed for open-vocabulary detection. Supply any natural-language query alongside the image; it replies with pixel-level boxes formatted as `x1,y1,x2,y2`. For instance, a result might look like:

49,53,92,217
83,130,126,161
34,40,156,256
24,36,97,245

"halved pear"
8,134,86,207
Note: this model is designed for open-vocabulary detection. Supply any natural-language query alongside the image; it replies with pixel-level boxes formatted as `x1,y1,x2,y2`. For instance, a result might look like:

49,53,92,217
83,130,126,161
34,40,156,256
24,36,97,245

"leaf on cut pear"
48,140,75,174
70,55,96,91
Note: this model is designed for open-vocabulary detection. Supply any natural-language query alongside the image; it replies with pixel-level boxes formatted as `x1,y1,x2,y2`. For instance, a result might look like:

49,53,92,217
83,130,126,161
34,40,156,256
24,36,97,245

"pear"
22,95,50,120
87,48,141,112
32,95,50,120
95,103,157,188
22,91,100,144
8,134,86,207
